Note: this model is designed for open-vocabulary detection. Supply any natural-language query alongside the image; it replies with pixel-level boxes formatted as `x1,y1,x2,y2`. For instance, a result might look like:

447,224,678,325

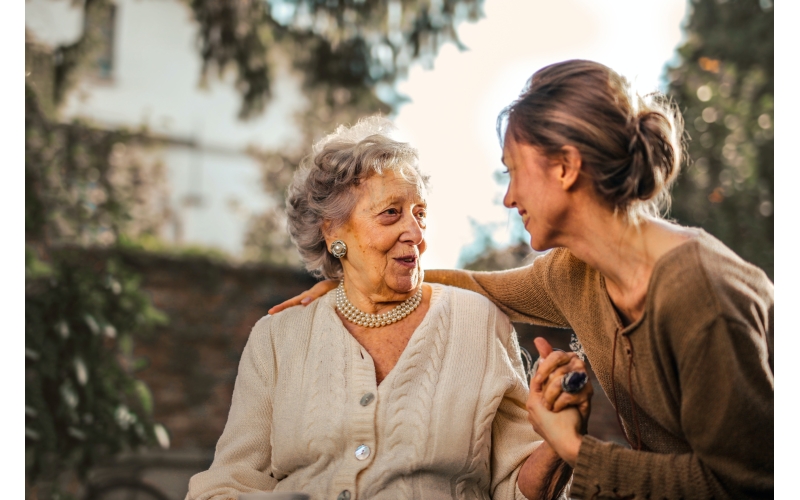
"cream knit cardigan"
186,284,541,500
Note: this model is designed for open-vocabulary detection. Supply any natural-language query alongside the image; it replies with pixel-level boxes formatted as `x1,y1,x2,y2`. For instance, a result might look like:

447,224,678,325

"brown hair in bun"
498,59,685,221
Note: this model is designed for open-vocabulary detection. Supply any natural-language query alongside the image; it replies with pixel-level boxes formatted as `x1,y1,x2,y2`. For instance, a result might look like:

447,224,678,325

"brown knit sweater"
426,229,773,499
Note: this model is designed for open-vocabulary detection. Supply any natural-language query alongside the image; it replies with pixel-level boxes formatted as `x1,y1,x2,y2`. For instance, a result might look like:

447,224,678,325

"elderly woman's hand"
268,280,338,315
530,337,593,423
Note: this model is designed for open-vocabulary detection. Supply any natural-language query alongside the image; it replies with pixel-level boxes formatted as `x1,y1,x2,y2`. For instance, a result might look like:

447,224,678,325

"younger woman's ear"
558,145,583,191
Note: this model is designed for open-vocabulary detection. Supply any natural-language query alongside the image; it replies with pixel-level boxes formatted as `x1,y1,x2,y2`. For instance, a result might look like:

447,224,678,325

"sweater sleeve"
425,252,570,328
570,316,774,499
486,307,549,500
186,317,279,500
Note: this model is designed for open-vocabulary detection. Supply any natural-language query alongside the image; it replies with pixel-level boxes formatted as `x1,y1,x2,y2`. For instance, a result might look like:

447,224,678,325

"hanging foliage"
188,0,485,117
25,250,168,494
26,83,169,248
227,0,485,262
26,81,169,498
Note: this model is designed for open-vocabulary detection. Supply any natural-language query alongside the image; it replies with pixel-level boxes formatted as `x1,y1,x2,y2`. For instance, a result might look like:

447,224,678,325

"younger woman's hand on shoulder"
267,279,338,315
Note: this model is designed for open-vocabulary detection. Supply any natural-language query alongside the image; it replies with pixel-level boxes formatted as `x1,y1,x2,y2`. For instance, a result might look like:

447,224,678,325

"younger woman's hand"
526,383,584,468
267,279,338,315
530,337,593,425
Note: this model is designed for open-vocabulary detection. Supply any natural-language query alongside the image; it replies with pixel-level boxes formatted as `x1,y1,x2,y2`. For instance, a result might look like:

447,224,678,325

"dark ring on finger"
561,371,588,394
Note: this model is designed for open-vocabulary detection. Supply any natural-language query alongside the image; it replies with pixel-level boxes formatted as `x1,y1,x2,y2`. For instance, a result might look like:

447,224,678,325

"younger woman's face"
501,136,569,251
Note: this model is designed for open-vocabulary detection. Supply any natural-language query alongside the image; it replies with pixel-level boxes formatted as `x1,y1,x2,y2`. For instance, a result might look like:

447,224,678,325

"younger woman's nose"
503,188,516,209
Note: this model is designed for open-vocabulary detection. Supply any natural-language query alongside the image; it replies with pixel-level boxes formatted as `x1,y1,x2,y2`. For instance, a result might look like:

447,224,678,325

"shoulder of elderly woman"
438,284,519,350
443,283,514,317
253,295,330,343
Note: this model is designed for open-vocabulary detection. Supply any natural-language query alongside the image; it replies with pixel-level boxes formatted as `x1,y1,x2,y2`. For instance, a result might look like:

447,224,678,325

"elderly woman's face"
333,168,427,298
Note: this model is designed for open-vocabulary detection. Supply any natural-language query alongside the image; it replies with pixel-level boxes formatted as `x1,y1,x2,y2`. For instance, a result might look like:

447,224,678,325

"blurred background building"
25,0,773,498
26,0,305,257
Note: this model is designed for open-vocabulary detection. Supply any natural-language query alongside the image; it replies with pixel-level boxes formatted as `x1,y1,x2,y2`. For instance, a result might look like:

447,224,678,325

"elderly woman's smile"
328,169,428,312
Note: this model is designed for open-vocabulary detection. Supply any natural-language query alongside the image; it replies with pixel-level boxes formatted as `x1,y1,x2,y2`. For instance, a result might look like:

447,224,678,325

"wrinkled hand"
526,382,584,468
267,279,338,315
525,337,593,467
530,337,593,426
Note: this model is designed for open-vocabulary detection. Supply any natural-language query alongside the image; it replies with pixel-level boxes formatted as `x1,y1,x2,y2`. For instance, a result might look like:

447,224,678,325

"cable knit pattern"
298,317,348,490
366,290,450,498
455,391,503,499
426,229,774,499
186,284,541,500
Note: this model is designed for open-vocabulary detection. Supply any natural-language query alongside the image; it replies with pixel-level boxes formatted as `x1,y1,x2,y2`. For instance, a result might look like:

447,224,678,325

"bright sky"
394,0,688,269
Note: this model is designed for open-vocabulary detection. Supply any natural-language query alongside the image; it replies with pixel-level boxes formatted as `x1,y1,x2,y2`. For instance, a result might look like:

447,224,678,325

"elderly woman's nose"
400,213,425,243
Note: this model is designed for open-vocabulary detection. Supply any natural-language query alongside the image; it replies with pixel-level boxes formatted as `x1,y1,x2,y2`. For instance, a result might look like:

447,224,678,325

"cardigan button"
337,490,351,500
355,444,371,460
360,392,375,406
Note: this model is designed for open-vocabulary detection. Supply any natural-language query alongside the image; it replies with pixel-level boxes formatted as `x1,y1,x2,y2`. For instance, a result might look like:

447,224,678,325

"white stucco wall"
26,0,305,257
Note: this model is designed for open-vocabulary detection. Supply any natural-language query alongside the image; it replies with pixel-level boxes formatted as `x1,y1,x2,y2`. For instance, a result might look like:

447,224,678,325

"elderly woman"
186,117,583,500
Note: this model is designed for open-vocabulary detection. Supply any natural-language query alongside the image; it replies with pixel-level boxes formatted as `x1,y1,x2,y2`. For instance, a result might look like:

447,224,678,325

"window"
87,2,116,80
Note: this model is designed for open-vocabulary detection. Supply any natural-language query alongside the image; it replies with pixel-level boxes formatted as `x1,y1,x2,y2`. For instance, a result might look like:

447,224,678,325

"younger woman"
273,60,774,499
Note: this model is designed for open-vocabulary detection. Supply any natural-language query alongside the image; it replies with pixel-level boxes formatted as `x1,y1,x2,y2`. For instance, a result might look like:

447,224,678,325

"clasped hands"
527,337,593,468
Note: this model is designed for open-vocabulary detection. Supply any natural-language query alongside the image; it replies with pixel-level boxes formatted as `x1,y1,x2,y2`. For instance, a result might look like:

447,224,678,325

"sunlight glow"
394,0,688,269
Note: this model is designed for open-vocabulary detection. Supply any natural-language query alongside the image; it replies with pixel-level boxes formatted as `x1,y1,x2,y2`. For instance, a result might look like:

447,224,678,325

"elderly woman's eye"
416,210,427,219
385,208,400,216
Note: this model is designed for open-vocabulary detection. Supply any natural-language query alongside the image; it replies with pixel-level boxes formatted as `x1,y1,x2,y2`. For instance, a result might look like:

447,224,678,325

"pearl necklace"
335,280,422,328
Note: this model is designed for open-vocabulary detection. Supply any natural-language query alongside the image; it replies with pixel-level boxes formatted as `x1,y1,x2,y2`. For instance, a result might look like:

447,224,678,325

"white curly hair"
286,116,430,279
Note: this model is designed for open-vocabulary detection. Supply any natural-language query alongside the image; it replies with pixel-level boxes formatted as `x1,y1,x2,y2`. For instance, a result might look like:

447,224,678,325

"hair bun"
625,109,680,203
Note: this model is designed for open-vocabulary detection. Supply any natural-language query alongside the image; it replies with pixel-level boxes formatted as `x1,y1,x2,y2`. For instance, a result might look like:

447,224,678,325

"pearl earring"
330,240,347,259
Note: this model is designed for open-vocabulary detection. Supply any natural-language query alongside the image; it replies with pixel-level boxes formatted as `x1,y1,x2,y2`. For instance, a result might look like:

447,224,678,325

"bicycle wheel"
85,479,171,500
